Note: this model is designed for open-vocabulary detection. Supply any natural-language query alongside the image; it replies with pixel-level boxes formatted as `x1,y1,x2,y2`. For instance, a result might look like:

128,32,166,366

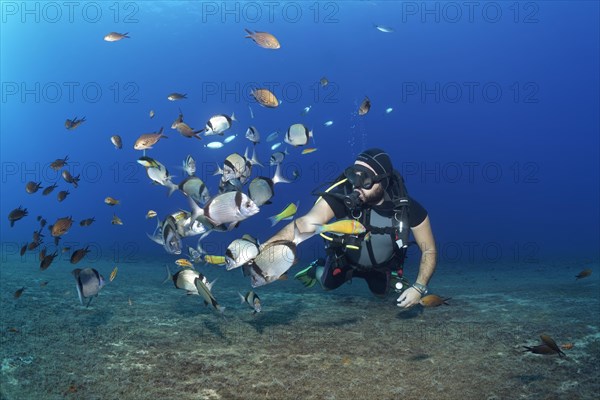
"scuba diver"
260,148,437,308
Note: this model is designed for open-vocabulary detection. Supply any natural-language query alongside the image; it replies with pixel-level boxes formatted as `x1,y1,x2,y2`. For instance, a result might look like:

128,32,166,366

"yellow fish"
146,210,157,219
204,255,226,265
301,148,318,155
105,197,120,206
268,202,299,227
109,266,118,282
314,219,366,235
175,259,193,268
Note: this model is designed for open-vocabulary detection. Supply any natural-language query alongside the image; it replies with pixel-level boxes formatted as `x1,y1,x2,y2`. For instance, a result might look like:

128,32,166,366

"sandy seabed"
1,254,599,400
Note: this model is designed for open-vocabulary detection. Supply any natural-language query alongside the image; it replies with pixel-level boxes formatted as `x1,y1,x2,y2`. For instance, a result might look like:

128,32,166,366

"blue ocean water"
2,1,598,263
1,2,599,399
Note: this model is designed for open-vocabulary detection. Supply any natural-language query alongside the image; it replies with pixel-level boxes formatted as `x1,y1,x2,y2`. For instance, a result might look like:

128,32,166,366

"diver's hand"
396,287,422,308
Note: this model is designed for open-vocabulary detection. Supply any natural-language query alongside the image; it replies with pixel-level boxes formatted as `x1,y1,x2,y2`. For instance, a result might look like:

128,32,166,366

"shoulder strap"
388,170,411,249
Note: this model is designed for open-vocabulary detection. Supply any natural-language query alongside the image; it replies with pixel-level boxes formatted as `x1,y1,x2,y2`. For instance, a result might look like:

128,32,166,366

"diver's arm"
397,216,437,308
262,199,335,246
411,216,437,286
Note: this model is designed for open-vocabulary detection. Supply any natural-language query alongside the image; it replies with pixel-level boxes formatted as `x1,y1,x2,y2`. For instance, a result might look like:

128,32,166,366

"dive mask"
344,165,388,190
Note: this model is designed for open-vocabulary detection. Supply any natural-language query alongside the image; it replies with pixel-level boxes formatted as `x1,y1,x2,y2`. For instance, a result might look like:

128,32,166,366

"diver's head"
344,148,392,205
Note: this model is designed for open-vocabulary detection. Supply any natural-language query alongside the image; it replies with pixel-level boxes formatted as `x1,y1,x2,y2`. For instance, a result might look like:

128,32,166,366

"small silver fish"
266,131,279,142
205,114,236,136
205,142,224,149
183,155,196,176
271,142,282,151
245,126,260,144
284,123,313,147
374,24,394,33
224,134,237,144
110,135,122,149
167,93,187,101
104,32,130,42
239,290,261,314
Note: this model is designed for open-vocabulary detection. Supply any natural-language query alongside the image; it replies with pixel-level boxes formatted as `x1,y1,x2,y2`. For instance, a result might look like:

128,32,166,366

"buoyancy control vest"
313,170,412,270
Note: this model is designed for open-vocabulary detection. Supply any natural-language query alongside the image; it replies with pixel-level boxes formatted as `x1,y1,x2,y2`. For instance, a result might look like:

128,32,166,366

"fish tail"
213,163,224,176
206,278,218,292
244,28,253,36
230,112,236,122
268,214,280,227
251,147,264,167
272,163,291,185
311,223,324,234
166,182,178,197
123,32,130,38
238,292,246,304
189,196,204,221
162,264,173,284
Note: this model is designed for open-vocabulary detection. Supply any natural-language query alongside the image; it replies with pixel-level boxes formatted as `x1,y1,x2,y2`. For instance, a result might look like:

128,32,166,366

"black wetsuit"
320,181,428,296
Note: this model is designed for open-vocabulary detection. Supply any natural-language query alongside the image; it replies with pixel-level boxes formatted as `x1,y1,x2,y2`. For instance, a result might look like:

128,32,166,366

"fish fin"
206,278,218,292
272,163,291,185
76,284,83,305
166,182,178,197
268,215,280,227
213,164,224,176
189,196,204,221
251,147,263,167
293,219,315,245
162,264,173,284
238,292,246,304
230,112,236,122
198,230,212,242
86,297,93,308
310,223,324,234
